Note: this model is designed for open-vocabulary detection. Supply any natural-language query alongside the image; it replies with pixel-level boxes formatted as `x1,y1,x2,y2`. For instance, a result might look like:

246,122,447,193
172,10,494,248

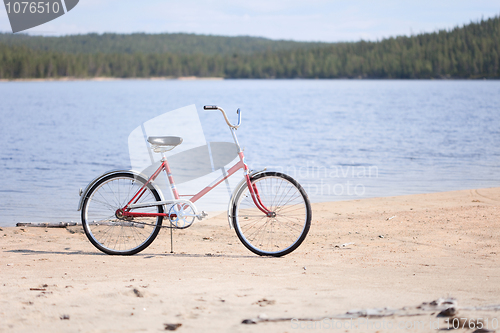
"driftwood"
241,298,500,325
16,222,79,228
16,221,146,228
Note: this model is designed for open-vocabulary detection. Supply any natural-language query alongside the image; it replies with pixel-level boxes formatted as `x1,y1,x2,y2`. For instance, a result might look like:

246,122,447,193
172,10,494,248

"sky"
1,0,499,42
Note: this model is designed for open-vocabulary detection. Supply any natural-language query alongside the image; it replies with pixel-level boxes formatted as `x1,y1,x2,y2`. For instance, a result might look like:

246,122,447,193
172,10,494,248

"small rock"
132,288,143,297
241,319,256,324
378,235,384,238
254,298,275,307
164,323,182,331
437,307,458,317
60,314,70,320
258,313,268,320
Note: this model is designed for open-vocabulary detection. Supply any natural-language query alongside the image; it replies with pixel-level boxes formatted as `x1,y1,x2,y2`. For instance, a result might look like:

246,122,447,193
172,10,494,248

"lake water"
0,79,499,227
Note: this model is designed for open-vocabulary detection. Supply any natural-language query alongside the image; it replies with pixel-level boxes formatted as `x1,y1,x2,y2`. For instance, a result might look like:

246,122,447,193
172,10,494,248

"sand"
1,187,499,332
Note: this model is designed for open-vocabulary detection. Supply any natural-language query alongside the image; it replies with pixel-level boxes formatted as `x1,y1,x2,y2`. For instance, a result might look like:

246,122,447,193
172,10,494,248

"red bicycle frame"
118,150,273,219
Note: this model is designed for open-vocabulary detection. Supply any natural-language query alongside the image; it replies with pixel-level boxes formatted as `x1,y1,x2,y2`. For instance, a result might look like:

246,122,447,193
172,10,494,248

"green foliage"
0,16,499,79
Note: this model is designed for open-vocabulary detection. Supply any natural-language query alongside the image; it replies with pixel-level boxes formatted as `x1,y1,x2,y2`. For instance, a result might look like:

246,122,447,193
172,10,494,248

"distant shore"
1,76,498,82
0,76,225,82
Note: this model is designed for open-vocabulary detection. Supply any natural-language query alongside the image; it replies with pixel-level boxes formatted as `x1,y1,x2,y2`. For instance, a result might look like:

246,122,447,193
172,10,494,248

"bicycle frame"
119,114,273,220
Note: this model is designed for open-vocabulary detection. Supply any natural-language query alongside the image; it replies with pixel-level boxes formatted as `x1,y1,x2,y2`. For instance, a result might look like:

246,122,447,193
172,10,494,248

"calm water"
0,79,499,226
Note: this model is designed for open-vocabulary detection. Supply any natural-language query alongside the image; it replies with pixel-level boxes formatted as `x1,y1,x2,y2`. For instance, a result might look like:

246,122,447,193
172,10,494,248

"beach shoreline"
1,187,499,332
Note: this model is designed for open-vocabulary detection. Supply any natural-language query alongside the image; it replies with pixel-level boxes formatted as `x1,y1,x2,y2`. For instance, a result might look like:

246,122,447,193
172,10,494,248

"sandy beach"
1,187,499,332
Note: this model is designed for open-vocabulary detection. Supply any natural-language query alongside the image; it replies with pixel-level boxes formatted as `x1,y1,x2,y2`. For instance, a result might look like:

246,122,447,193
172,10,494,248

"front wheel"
232,172,311,257
81,172,163,255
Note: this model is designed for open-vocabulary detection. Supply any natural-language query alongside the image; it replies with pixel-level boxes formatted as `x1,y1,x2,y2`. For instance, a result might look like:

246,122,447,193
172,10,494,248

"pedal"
196,211,208,220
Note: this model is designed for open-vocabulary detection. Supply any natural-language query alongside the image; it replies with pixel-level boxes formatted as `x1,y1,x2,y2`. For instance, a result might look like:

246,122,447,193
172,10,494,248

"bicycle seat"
147,136,183,148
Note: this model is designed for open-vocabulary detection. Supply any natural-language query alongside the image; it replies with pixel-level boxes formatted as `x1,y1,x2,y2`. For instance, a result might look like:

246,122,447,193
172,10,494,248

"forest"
0,15,498,79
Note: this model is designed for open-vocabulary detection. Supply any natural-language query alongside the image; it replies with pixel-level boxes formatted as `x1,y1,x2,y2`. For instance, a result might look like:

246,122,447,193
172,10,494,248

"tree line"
0,15,499,79
0,32,322,55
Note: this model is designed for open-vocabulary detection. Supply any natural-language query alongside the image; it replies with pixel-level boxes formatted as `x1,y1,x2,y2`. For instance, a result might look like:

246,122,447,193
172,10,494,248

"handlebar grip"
204,105,218,110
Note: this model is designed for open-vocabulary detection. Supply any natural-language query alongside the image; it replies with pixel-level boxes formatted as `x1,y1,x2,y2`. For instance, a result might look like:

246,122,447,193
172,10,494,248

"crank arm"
169,211,207,220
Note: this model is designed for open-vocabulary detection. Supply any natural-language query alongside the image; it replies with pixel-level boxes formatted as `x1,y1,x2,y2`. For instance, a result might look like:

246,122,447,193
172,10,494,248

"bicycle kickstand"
170,226,173,253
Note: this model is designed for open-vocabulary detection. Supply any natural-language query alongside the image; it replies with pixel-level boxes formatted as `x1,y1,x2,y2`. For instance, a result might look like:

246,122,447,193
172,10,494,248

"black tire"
81,172,163,255
232,172,311,257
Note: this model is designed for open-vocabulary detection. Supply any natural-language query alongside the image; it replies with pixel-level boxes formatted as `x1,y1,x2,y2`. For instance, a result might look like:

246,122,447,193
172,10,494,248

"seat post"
159,151,177,254
147,136,183,255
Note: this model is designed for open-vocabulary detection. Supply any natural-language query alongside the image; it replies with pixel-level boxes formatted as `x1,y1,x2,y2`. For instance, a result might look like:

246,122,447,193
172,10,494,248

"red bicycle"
78,106,311,256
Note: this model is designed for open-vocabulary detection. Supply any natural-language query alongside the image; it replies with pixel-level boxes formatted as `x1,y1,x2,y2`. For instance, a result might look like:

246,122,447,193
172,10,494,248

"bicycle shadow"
145,253,270,259
4,249,274,259
5,249,104,256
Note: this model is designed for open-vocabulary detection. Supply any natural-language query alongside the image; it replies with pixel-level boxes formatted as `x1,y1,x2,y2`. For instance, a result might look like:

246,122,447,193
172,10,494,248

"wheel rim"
83,176,161,253
235,176,308,255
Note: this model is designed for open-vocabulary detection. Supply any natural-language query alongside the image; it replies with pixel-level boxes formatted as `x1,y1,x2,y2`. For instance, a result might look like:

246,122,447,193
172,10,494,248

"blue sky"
1,0,499,42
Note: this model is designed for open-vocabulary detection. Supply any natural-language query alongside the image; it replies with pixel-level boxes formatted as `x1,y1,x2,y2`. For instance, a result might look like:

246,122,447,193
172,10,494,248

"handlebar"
204,105,241,129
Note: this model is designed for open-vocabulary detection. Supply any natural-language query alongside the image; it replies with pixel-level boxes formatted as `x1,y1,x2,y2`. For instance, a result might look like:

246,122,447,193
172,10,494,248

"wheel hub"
115,209,132,221
115,209,124,218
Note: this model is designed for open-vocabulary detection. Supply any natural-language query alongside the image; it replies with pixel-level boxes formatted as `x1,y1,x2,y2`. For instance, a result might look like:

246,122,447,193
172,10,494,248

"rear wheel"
81,172,163,255
232,172,311,257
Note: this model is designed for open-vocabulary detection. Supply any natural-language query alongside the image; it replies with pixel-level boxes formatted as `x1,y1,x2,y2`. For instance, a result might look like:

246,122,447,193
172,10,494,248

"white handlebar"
204,105,241,129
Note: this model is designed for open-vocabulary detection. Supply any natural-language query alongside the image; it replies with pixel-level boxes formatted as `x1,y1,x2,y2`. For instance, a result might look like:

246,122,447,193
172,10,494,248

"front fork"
245,173,275,217
238,149,275,217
